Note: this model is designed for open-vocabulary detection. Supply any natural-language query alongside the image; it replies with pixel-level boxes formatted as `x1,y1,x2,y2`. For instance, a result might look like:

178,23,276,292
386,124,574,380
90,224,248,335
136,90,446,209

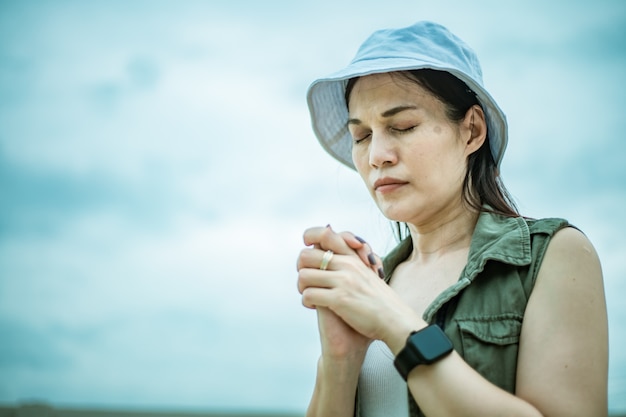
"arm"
298,227,377,417
300,226,608,416
306,307,368,417
383,227,608,417
516,227,608,415
299,227,548,417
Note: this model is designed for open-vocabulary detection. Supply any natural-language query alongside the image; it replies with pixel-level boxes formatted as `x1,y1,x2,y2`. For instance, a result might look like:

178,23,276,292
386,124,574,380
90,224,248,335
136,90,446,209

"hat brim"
307,58,508,170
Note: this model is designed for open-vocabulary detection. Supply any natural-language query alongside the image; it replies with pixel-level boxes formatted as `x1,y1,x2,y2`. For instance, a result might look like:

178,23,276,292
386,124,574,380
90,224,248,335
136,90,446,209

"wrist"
319,349,366,377
316,355,363,396
393,324,454,381
310,357,361,417
383,317,428,355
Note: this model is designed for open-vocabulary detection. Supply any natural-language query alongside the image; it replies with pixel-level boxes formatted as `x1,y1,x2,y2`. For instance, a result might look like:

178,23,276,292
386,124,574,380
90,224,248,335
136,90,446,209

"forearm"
306,356,362,417
381,318,543,416
406,352,543,417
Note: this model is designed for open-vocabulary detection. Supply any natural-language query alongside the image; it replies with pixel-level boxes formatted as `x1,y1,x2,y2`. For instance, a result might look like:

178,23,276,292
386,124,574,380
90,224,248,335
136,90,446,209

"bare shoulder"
516,226,608,416
537,226,604,292
543,226,601,270
530,226,606,332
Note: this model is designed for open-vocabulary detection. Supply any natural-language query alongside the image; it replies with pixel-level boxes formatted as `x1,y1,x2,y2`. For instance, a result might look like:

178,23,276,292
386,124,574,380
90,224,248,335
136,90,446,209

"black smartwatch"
393,324,453,381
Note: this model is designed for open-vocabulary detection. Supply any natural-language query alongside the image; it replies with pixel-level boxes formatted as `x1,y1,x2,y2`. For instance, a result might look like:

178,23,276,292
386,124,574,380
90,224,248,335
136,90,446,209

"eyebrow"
347,105,418,126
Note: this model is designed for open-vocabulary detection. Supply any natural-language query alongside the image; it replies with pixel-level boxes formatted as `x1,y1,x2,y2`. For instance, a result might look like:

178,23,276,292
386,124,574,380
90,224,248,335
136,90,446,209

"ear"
462,105,487,156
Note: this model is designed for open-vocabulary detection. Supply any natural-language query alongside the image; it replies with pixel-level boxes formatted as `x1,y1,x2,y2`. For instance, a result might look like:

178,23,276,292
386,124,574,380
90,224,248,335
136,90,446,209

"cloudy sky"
1,0,625,414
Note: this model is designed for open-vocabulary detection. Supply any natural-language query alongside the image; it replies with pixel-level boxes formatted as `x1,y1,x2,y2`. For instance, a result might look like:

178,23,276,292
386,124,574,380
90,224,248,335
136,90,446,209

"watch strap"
393,324,453,381
394,333,425,380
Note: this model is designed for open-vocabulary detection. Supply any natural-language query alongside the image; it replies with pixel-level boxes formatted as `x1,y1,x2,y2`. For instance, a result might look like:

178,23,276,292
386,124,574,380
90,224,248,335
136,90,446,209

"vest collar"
381,210,532,324
463,210,532,282
382,210,532,284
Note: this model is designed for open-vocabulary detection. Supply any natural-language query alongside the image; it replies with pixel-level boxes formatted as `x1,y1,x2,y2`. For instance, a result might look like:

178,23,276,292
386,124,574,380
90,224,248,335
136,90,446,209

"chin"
378,199,431,225
378,205,412,224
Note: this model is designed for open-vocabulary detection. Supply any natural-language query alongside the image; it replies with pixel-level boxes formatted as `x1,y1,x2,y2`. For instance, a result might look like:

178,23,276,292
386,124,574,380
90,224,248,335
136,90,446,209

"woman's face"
348,72,473,225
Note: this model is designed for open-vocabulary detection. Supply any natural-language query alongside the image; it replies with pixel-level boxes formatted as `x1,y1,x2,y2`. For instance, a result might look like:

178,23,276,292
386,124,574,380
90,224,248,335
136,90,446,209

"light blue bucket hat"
306,21,507,170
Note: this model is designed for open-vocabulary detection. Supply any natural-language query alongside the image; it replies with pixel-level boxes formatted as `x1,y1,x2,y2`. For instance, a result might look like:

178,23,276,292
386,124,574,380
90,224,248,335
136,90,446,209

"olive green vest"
356,211,571,417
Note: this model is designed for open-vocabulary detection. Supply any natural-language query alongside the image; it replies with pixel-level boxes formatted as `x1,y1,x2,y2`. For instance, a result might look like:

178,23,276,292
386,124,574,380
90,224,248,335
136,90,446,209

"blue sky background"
0,0,625,414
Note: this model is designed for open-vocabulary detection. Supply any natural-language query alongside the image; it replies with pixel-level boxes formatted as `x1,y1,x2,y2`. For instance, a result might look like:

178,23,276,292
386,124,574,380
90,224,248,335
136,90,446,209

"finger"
357,240,385,278
296,247,316,271
354,241,374,271
371,253,386,279
301,286,333,309
302,225,330,246
339,232,383,275
297,267,336,295
339,231,371,267
297,247,337,271
303,225,355,256
340,232,366,250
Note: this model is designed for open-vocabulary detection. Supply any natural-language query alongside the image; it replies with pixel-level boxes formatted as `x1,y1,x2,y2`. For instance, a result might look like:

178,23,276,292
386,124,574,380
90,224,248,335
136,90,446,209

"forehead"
347,72,440,115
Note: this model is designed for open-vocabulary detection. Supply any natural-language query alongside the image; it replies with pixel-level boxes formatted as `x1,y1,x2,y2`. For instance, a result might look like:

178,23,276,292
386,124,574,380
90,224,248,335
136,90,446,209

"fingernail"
377,267,385,279
355,236,367,244
367,253,377,266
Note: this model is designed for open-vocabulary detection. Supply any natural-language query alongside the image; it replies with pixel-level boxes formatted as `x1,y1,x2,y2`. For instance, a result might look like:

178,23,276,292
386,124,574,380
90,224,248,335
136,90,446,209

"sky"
0,0,625,414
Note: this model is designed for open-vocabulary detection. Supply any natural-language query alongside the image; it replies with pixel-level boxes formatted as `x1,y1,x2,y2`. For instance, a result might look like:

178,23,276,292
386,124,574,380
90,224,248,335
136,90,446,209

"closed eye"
353,133,371,144
390,125,417,134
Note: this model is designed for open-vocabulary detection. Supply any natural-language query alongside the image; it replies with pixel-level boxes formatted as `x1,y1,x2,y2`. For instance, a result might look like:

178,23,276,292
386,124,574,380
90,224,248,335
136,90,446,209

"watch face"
410,325,453,363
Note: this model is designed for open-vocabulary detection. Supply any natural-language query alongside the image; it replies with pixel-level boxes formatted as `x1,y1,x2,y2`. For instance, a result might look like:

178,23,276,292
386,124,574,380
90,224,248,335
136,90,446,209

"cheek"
428,125,466,165
352,146,368,171
406,144,462,186
405,145,434,170
352,149,376,195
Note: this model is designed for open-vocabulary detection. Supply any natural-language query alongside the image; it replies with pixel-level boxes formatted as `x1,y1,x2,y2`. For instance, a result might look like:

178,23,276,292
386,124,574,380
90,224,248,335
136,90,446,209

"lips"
373,177,409,193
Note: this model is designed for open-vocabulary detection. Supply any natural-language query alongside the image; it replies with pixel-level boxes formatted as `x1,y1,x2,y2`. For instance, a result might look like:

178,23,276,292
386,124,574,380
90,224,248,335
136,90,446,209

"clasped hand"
296,225,410,356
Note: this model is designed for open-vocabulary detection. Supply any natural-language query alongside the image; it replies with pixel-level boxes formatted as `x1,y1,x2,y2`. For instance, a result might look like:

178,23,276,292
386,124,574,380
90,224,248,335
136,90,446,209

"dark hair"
345,69,519,240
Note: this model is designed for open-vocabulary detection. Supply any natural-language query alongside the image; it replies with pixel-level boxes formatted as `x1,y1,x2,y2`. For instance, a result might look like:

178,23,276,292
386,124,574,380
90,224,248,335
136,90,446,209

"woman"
296,21,608,417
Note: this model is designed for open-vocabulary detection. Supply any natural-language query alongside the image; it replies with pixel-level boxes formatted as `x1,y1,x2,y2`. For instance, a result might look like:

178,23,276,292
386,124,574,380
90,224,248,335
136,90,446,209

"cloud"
1,0,625,413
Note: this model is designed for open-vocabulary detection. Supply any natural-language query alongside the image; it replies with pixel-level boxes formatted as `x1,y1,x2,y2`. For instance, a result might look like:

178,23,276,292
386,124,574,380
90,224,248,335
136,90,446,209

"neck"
406,204,479,263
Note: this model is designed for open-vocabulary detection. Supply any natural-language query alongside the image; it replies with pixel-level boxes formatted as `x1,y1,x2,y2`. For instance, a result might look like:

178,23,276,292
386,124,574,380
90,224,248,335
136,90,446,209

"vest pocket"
456,314,523,393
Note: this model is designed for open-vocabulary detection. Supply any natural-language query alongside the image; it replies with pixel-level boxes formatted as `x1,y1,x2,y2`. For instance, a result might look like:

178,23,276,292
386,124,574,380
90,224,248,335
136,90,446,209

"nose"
369,132,398,168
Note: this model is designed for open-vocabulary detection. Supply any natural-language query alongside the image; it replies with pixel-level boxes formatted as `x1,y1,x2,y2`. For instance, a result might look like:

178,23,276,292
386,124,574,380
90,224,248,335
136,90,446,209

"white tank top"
358,340,409,417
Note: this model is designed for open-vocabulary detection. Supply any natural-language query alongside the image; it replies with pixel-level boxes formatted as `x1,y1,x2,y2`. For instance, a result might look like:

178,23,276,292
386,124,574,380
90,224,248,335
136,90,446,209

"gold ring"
319,250,334,271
